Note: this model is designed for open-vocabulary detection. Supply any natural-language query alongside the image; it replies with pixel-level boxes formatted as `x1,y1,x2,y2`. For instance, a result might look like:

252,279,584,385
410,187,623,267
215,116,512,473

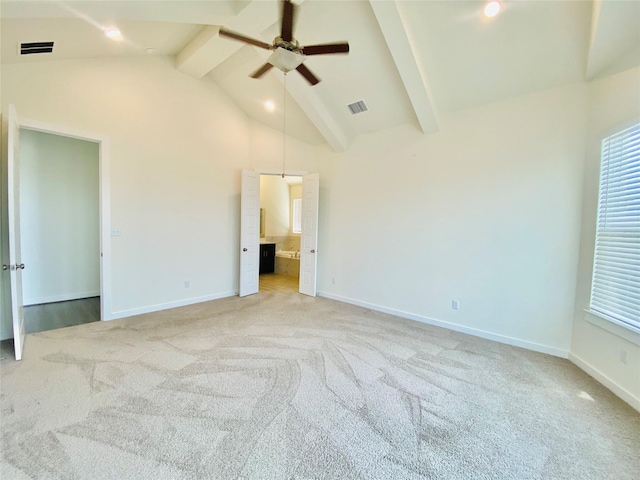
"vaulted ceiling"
2,0,639,151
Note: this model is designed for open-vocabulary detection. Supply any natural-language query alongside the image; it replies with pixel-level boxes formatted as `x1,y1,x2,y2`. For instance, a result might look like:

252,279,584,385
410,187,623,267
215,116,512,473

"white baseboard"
569,353,640,412
24,291,100,306
107,291,236,321
317,291,570,358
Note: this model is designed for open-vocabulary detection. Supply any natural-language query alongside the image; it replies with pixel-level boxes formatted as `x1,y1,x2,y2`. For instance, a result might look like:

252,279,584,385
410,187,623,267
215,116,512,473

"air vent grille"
347,100,368,115
20,42,54,55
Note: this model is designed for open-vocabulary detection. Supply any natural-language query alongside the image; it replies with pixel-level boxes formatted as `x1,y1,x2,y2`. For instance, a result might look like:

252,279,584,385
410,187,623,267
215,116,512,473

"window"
590,123,640,331
292,198,302,234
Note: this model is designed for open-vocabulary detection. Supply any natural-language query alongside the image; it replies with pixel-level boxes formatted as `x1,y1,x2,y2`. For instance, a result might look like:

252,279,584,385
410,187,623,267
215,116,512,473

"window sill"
583,310,640,346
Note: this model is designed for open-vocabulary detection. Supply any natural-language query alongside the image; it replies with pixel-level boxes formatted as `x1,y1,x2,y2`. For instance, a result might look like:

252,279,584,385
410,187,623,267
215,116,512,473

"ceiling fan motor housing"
274,36,300,52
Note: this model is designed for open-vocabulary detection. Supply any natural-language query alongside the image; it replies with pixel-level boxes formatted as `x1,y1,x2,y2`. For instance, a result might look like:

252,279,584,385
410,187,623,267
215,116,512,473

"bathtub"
276,250,300,259
276,251,300,277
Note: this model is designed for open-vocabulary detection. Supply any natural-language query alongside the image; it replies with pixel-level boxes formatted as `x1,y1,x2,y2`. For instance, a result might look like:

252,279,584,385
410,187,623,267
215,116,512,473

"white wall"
0,56,319,337
314,83,589,356
0,55,253,331
248,119,317,173
0,51,635,411
260,175,290,237
20,129,99,305
570,67,640,409
0,87,9,339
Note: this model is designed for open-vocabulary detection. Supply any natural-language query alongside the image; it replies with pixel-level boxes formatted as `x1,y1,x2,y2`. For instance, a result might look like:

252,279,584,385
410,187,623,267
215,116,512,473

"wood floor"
259,273,299,292
24,297,100,334
19,278,295,337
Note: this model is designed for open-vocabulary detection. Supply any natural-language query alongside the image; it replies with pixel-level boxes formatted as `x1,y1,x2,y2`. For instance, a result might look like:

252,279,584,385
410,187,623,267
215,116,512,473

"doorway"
239,169,319,297
4,104,112,360
259,174,302,293
20,129,100,333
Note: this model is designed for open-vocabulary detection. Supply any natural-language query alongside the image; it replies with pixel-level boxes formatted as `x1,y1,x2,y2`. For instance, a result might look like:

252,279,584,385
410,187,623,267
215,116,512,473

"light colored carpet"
1,292,638,479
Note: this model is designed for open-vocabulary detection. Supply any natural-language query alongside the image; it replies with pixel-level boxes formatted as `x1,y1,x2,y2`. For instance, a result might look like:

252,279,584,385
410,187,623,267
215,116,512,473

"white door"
299,173,319,297
7,104,26,360
239,169,260,297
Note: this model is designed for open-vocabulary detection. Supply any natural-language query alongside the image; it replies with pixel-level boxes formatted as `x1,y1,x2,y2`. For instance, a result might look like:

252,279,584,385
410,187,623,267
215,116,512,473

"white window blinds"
590,123,640,330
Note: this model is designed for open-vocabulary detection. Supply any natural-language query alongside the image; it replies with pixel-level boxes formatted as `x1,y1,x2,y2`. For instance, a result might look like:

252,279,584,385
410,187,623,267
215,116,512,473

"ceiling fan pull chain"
282,72,287,178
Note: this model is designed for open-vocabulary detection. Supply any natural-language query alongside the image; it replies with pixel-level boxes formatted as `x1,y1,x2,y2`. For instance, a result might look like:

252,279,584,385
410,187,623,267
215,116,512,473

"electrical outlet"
452,299,460,310
110,228,121,237
620,349,628,365
332,277,336,285
184,280,190,289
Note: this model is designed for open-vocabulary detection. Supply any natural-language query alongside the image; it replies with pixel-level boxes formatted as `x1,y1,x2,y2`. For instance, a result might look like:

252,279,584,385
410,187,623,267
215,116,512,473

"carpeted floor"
1,291,639,479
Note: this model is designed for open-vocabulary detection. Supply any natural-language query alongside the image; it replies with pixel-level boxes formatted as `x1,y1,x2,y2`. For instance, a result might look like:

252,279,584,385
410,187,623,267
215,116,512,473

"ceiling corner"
586,0,640,80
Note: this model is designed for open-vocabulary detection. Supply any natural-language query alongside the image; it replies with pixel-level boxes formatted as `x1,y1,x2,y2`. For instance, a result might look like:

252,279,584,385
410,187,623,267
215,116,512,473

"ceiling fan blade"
250,63,274,79
281,0,295,42
219,28,273,50
296,63,320,86
302,42,350,56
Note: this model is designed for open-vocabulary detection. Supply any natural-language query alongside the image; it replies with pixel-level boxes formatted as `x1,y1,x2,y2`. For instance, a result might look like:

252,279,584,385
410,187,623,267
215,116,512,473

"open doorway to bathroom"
259,174,301,293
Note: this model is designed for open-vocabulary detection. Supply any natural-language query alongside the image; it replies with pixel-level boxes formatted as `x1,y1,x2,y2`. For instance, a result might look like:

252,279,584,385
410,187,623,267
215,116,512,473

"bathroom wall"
260,175,300,252
260,175,289,237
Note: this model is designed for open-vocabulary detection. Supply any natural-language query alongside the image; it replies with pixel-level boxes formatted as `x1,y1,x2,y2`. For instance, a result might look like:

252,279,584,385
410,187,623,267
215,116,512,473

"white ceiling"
2,0,639,151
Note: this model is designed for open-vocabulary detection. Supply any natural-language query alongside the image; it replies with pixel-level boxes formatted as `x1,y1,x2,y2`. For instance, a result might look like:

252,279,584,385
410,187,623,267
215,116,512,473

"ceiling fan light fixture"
267,48,306,73
105,28,121,38
484,1,501,17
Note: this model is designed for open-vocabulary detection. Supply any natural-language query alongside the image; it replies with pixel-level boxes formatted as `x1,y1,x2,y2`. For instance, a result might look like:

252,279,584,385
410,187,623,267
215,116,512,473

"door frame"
18,116,112,321
251,169,317,295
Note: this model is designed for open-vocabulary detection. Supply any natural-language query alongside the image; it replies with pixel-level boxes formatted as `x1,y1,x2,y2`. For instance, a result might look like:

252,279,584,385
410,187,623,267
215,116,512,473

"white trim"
596,116,640,145
583,309,640,346
18,117,112,322
24,291,99,306
254,169,308,177
569,352,640,413
109,291,236,320
588,122,640,335
318,291,569,358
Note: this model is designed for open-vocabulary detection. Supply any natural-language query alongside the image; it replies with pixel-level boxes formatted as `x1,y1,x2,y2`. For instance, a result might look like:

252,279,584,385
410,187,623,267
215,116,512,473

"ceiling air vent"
347,100,368,115
20,42,54,55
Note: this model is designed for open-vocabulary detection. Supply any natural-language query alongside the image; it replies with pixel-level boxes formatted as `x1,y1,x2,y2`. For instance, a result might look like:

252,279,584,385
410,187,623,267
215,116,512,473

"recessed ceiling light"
145,47,155,54
264,101,275,112
105,28,121,38
484,1,501,17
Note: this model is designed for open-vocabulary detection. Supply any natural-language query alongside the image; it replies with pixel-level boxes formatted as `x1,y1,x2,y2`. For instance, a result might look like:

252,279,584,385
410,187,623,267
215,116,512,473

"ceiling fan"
219,0,349,86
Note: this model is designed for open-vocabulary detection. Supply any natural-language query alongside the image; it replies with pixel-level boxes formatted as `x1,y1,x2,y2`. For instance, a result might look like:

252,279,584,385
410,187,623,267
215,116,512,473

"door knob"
310,249,315,253
2,265,8,271
17,263,25,269
243,248,248,252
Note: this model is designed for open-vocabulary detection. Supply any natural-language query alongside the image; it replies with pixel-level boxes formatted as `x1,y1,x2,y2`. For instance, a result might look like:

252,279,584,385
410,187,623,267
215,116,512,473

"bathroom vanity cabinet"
259,243,276,274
